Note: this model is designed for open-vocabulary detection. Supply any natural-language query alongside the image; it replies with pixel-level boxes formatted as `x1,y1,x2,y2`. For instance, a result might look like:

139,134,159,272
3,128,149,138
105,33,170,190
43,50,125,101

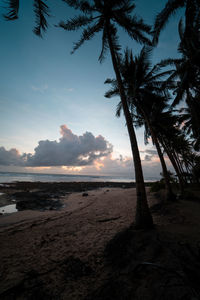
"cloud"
94,154,133,175
31,84,48,93
65,88,74,92
0,129,175,180
0,147,25,166
141,148,158,162
0,125,112,167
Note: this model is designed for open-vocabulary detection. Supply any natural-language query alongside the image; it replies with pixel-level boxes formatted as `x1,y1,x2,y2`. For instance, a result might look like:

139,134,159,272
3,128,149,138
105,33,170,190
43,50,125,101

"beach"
0,182,200,299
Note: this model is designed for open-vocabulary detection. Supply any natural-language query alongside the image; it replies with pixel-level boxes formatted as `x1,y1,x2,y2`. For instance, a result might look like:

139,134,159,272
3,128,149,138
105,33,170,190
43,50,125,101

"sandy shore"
0,187,142,229
1,184,200,299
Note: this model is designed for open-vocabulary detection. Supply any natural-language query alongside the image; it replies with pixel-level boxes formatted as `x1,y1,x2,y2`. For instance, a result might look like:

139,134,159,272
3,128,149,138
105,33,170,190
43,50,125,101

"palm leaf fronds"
33,0,50,37
4,0,19,20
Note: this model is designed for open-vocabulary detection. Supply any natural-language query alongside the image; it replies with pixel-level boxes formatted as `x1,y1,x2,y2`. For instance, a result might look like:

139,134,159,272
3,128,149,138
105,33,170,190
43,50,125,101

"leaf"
33,0,50,37
4,0,19,20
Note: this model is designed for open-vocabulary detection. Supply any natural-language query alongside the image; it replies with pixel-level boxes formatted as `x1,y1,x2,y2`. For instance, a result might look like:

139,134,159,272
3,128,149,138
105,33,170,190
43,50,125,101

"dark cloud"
0,147,25,166
0,125,113,167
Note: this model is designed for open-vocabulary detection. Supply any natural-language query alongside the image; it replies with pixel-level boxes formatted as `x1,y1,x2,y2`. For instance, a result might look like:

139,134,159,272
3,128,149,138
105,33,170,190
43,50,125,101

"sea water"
0,172,158,183
0,204,18,214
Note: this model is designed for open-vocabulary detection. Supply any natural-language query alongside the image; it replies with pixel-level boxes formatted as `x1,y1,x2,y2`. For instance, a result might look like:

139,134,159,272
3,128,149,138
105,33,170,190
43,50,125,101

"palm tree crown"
59,0,152,61
105,46,172,120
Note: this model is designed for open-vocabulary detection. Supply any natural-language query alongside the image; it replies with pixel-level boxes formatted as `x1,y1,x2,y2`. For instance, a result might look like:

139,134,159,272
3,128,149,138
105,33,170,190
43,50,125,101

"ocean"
0,172,158,183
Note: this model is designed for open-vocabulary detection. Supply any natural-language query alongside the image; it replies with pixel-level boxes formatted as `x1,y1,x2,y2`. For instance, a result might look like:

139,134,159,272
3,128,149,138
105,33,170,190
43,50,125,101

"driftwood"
97,216,121,223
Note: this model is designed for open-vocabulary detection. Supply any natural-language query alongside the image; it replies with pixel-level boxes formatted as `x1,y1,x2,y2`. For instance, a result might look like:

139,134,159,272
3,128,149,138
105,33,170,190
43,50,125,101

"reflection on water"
0,204,18,214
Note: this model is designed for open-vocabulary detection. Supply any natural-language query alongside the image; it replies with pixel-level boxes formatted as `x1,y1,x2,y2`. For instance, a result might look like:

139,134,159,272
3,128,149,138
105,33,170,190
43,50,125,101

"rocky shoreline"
0,181,136,213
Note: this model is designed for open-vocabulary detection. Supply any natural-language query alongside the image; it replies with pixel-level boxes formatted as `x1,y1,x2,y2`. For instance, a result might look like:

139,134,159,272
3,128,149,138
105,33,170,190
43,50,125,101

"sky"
0,0,184,179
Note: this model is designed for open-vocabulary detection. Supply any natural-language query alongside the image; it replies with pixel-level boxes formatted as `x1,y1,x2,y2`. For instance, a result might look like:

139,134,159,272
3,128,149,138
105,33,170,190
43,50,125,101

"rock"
82,192,88,197
13,191,62,211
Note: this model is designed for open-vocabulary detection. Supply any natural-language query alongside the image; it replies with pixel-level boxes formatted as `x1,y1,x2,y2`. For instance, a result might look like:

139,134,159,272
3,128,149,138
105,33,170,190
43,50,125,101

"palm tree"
152,110,187,195
153,0,200,44
3,0,50,36
158,16,200,152
58,0,154,229
178,103,200,151
105,46,177,201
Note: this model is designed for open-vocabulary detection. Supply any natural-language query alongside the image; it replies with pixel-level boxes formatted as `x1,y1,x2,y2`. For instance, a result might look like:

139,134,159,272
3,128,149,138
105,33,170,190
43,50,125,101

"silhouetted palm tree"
105,47,177,200
59,0,153,229
4,0,50,36
159,17,200,151
152,110,186,195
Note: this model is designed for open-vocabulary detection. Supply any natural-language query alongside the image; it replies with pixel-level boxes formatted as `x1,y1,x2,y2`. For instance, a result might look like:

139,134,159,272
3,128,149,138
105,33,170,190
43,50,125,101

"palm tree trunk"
105,21,153,229
151,131,176,201
165,147,185,195
160,139,185,195
138,107,176,201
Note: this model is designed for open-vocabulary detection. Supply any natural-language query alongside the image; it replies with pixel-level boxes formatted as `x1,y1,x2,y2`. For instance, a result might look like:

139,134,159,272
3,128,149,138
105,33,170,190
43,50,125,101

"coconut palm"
158,16,200,152
3,0,50,36
105,46,177,200
58,0,153,229
158,118,196,184
152,110,187,194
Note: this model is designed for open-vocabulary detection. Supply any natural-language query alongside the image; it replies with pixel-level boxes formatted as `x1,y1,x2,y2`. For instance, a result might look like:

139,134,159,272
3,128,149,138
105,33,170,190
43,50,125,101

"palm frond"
62,0,94,13
62,0,81,10
114,2,136,15
104,78,116,85
104,78,119,98
4,0,19,20
71,20,103,54
115,13,152,45
105,87,119,99
99,26,109,63
33,0,50,37
137,46,153,73
116,101,123,118
146,69,174,82
153,0,185,44
79,1,95,13
178,18,185,40
58,15,95,31
158,58,183,68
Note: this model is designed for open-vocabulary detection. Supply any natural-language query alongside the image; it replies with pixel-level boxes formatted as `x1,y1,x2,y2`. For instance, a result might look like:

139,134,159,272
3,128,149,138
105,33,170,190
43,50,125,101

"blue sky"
0,0,183,179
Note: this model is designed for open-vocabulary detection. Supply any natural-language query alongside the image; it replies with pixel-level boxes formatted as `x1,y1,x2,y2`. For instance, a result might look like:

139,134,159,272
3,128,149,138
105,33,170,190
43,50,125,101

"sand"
0,185,200,299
